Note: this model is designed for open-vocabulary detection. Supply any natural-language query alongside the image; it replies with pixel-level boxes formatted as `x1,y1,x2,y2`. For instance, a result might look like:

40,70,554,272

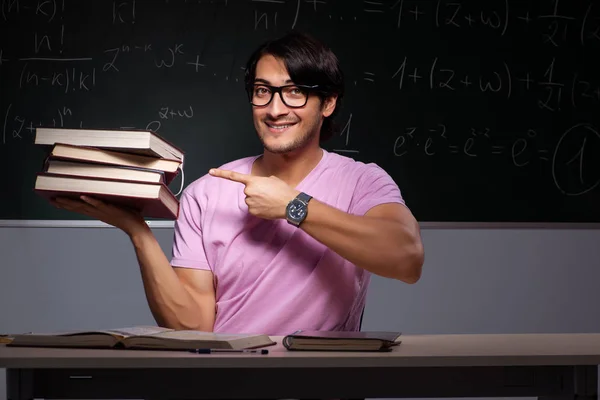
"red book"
34,173,179,220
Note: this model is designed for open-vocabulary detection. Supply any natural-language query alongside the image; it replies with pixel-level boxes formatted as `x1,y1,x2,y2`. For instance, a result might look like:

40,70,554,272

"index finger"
209,168,252,184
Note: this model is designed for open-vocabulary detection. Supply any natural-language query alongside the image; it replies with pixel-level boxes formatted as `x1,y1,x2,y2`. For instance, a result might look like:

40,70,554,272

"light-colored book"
48,143,181,185
4,326,276,351
35,128,184,161
45,159,165,184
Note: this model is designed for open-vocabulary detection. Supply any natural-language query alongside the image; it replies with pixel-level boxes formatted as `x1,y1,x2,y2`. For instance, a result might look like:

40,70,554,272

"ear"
321,95,338,118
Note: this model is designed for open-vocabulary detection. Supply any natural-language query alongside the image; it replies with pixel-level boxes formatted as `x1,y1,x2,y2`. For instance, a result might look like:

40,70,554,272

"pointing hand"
209,168,299,220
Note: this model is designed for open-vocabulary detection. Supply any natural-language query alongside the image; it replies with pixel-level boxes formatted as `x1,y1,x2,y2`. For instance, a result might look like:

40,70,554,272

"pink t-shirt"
170,149,405,336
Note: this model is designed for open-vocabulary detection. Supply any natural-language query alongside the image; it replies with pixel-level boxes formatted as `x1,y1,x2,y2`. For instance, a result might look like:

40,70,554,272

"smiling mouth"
265,122,297,131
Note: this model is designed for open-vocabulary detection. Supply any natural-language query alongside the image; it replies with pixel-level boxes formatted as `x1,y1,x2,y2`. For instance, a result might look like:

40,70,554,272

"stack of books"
33,128,184,219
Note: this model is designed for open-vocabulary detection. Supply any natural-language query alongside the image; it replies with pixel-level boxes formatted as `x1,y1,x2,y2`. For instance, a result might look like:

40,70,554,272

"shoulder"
320,152,405,214
323,150,393,182
323,150,403,203
181,155,259,200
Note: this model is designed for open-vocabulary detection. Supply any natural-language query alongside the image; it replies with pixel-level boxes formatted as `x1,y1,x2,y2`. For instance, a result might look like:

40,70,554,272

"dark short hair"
244,31,345,142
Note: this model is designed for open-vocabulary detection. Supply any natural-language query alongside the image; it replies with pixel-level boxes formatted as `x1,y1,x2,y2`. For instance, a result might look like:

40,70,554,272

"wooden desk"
1,333,600,400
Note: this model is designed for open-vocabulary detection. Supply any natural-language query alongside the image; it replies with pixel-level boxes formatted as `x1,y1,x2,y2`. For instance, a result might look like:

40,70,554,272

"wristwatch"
286,192,312,227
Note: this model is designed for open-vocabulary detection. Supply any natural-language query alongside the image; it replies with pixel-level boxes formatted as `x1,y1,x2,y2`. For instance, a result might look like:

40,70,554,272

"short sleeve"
170,191,211,270
348,163,406,216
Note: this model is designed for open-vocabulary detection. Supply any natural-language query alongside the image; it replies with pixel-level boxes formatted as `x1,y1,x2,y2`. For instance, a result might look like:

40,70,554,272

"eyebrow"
254,78,294,85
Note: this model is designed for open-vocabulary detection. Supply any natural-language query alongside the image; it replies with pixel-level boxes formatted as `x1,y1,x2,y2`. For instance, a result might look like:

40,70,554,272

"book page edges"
36,128,184,161
34,174,179,219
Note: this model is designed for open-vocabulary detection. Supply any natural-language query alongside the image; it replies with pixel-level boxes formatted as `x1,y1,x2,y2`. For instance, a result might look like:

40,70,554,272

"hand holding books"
52,195,150,237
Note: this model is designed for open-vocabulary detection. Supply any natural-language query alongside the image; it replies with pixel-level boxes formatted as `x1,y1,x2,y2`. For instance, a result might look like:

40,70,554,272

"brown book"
48,143,181,185
4,326,276,351
35,128,184,161
282,330,402,351
44,159,166,184
34,173,179,219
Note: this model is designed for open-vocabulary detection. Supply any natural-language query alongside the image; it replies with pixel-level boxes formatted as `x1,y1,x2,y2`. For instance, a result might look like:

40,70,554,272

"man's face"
250,54,336,154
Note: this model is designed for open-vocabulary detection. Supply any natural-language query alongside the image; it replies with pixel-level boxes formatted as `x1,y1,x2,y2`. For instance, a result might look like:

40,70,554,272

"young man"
52,32,424,336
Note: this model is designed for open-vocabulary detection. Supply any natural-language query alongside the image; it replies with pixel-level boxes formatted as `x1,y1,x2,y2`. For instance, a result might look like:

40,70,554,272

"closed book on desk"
283,330,402,351
5,326,276,351
34,173,179,219
35,127,184,161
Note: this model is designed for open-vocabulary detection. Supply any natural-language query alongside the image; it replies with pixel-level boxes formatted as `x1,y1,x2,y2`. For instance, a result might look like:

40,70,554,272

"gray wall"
1,225,599,400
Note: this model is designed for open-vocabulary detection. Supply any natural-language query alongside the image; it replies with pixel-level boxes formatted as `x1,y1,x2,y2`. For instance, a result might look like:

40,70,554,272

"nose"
266,91,289,119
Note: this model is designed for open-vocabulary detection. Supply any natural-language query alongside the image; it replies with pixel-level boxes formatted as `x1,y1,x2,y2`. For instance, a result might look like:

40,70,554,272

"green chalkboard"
1,0,599,222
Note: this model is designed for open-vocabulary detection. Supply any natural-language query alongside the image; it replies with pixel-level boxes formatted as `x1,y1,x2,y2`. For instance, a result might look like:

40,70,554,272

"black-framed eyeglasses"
247,83,320,108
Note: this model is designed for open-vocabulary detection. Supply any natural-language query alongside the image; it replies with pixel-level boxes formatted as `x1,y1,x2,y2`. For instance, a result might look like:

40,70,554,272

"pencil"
189,348,269,354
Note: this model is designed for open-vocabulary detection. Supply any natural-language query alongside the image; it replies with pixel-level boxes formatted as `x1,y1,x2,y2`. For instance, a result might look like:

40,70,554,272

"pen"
189,348,269,354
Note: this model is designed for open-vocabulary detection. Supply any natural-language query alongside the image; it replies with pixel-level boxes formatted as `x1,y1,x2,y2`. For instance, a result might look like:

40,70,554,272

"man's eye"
286,87,305,97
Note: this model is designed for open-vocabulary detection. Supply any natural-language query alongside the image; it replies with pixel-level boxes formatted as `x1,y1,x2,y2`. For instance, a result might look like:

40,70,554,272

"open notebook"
3,326,276,351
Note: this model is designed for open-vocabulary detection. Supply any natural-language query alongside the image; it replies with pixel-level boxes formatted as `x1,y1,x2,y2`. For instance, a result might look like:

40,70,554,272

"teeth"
269,124,290,129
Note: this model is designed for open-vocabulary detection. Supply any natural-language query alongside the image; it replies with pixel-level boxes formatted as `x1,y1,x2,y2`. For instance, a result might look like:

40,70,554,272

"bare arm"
130,230,216,331
300,201,424,283
52,195,216,331
207,168,424,283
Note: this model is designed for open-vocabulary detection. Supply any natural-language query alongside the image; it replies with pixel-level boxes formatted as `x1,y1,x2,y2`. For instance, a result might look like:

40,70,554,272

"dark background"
1,0,598,222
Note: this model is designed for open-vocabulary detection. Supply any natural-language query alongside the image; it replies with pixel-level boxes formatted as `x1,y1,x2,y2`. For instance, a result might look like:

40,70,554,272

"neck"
255,144,324,188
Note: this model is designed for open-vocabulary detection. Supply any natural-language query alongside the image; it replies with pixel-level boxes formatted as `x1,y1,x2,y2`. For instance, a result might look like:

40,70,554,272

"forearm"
300,200,423,282
129,230,211,330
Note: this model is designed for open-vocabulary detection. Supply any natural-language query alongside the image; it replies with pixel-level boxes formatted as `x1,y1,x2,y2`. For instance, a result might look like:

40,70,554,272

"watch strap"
296,192,312,204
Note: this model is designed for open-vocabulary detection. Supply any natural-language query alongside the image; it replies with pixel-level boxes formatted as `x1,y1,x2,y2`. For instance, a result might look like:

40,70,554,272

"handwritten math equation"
5,52,599,124
1,0,599,42
7,49,600,118
1,103,192,145
0,0,598,102
385,56,598,114
393,122,600,196
328,112,600,196
391,124,549,165
1,0,599,196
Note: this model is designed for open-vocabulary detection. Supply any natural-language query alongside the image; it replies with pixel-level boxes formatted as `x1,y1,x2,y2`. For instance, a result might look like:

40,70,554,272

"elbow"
151,308,214,332
161,319,214,332
394,237,424,284
182,322,214,332
173,312,215,332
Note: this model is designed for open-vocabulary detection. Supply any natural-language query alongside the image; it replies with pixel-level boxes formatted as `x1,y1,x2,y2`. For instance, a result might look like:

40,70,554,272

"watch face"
288,200,306,221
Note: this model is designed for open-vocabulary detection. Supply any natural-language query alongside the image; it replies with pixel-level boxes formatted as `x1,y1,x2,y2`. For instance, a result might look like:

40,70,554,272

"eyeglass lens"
251,85,308,107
